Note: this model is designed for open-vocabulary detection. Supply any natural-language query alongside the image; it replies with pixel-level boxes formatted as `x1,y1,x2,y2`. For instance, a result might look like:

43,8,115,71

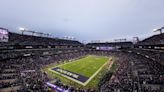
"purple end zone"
46,82,69,92
52,67,89,83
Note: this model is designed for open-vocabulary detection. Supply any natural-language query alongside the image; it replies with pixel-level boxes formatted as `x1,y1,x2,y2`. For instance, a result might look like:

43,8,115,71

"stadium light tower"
19,27,26,34
19,27,36,36
133,37,139,44
153,26,164,34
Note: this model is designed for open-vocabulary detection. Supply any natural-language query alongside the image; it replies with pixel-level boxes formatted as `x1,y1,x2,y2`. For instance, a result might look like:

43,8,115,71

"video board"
0,28,9,42
96,46,115,50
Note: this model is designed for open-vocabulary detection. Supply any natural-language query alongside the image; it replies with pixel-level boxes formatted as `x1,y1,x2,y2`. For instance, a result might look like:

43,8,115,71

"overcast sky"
0,0,164,42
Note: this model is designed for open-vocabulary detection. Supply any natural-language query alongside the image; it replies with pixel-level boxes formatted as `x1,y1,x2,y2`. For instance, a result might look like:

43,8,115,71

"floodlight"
19,27,26,31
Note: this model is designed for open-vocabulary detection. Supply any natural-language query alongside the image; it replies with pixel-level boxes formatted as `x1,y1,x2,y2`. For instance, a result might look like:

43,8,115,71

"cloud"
0,0,164,42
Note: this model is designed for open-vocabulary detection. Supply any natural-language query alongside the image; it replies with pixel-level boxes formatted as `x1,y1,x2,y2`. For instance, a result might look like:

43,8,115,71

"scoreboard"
96,46,115,50
0,27,9,42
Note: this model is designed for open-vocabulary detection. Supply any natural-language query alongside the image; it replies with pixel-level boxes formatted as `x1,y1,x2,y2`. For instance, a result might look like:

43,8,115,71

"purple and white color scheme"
0,28,8,42
52,67,89,83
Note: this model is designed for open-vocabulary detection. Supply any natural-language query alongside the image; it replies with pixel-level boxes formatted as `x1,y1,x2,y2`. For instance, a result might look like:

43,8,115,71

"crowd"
0,32,82,48
0,50,88,92
1,49,164,92
0,31,164,92
131,49,164,65
99,51,164,92
0,32,86,91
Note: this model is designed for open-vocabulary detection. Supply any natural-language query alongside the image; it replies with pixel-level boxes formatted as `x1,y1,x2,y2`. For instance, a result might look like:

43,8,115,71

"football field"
44,55,113,88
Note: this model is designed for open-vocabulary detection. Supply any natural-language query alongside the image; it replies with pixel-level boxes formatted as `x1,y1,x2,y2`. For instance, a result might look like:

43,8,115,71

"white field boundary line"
48,69,85,85
48,56,113,86
83,57,113,86
107,58,114,70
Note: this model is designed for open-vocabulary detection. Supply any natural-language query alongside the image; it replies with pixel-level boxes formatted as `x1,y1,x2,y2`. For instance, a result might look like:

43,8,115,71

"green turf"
58,55,109,77
43,55,115,89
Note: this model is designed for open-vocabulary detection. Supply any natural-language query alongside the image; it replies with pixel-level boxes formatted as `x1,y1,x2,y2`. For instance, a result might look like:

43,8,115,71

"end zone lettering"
56,68,79,79
52,67,89,83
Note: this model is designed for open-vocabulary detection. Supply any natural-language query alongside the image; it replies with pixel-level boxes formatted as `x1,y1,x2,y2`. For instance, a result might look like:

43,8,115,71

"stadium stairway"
0,68,22,92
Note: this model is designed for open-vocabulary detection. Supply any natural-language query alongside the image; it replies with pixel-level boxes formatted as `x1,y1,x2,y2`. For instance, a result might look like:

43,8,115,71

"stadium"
0,0,164,92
